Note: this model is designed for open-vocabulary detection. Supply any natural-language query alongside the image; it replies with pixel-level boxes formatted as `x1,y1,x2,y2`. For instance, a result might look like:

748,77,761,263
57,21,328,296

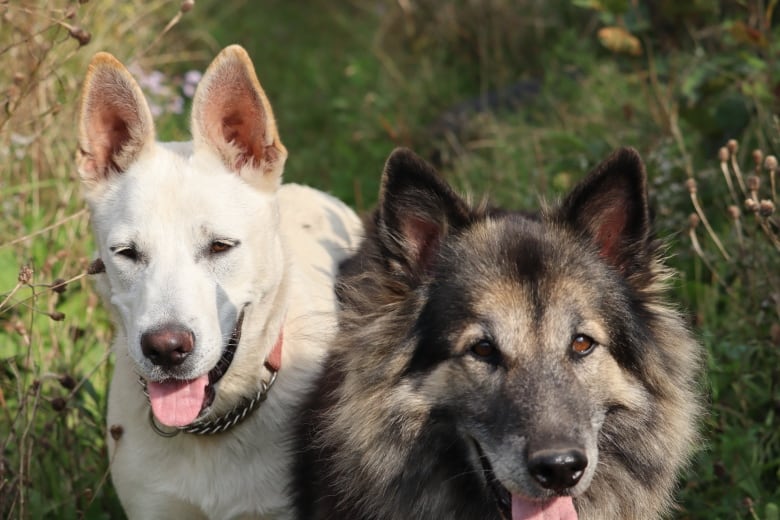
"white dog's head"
78,46,288,427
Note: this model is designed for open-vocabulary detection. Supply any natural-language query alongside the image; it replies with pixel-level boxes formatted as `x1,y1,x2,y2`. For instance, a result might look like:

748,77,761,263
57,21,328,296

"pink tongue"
512,495,578,520
147,375,208,427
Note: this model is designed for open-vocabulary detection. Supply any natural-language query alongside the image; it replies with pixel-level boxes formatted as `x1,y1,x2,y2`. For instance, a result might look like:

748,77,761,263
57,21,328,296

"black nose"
140,326,194,367
528,447,588,491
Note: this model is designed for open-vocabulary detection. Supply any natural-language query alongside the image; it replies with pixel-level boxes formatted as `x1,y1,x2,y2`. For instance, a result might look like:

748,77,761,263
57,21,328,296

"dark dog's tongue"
512,495,578,520
147,375,208,427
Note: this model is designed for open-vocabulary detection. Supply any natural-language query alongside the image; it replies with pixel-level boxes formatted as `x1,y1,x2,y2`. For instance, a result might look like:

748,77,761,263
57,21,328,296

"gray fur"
293,147,702,520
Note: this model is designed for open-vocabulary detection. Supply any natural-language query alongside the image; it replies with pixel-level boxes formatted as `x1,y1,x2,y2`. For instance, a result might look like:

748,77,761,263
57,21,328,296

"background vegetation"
1,0,778,518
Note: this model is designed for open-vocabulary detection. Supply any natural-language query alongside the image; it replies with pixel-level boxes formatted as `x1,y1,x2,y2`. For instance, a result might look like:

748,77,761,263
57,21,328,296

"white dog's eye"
210,240,237,255
111,244,140,262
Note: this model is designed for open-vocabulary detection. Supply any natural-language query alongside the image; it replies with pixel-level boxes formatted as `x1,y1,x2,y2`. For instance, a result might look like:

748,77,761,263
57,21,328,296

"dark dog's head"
334,148,699,519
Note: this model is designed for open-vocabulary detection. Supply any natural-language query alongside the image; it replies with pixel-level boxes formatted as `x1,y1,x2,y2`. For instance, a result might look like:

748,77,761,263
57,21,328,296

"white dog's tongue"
512,495,578,520
147,375,208,427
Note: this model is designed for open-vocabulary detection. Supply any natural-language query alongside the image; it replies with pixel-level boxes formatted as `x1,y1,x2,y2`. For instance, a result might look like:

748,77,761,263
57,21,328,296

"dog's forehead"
92,145,273,235
439,216,610,326
449,215,608,280
445,216,552,278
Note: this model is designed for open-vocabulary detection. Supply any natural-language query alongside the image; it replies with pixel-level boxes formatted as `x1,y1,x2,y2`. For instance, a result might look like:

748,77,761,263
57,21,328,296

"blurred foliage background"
1,0,778,518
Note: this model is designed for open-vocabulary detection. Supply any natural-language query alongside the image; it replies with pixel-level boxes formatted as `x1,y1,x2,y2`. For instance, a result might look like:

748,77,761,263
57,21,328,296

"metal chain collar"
141,367,278,437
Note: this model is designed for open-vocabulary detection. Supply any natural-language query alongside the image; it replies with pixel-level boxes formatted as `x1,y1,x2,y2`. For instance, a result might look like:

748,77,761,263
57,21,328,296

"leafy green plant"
0,1,203,517
680,137,780,518
572,0,780,151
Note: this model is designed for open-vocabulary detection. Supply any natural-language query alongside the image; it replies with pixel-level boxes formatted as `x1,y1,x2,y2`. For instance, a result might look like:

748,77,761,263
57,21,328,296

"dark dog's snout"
528,446,587,491
141,326,194,367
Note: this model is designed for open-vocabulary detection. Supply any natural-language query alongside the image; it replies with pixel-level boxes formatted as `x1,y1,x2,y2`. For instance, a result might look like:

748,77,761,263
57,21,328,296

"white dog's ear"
77,52,155,192
191,45,287,191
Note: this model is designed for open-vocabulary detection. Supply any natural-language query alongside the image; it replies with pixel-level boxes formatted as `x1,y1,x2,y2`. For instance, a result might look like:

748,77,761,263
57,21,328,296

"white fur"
79,47,362,519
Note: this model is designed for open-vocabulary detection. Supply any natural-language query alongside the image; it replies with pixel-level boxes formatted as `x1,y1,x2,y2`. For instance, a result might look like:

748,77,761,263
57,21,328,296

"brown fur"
293,148,702,519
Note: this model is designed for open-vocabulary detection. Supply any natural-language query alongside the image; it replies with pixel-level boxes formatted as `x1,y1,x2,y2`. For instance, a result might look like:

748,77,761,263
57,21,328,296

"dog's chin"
472,440,581,520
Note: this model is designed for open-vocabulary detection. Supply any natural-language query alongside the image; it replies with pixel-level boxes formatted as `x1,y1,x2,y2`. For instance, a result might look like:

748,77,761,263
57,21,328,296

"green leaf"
766,503,779,520
0,248,19,289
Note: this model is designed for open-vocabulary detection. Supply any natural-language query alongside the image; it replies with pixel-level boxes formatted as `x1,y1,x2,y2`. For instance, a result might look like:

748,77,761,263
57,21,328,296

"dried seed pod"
727,205,740,220
13,320,27,335
747,175,761,192
69,27,91,46
718,147,729,162
59,374,77,390
758,199,775,217
688,213,701,229
752,149,763,168
727,139,738,154
49,311,65,322
686,178,697,194
744,198,759,213
765,155,778,172
110,424,124,441
51,278,67,294
18,265,33,285
87,258,105,274
51,397,67,412
181,0,195,12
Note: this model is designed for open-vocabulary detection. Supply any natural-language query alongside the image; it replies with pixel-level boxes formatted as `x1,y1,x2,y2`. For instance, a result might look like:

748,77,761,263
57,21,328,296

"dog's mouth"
144,308,246,428
473,441,579,520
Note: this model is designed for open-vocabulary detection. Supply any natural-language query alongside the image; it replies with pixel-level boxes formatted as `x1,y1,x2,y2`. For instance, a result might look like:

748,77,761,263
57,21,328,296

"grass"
0,1,208,517
1,0,779,518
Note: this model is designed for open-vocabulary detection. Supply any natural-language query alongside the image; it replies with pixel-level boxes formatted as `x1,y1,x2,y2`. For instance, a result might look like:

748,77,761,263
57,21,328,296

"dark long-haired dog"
294,148,702,519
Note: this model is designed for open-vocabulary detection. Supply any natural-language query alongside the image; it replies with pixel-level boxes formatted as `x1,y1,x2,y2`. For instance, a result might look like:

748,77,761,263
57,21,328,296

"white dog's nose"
141,326,194,367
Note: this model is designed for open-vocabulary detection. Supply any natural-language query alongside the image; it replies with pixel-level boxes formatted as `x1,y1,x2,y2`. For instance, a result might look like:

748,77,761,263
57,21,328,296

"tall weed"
0,1,203,517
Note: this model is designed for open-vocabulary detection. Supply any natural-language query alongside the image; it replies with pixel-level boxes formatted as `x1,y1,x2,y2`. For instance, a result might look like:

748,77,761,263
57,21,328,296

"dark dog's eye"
210,240,236,254
571,334,596,356
112,245,140,262
470,339,499,362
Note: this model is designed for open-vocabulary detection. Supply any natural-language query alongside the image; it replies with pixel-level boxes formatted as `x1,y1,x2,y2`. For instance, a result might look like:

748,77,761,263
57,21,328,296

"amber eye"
210,240,235,254
471,339,497,360
571,334,596,356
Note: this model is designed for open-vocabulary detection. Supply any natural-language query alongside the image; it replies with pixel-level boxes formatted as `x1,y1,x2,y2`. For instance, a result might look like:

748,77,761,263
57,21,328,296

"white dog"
77,45,362,519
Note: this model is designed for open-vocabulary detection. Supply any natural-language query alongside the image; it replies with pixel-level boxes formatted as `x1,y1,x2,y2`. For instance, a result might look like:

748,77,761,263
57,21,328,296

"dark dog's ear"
377,148,471,276
558,147,651,274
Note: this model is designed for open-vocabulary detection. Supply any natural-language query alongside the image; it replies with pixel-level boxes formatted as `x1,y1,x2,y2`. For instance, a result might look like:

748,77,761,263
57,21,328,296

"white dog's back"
278,183,362,311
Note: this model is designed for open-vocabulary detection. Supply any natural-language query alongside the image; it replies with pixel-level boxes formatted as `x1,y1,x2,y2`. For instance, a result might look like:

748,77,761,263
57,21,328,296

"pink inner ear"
222,109,264,170
200,75,269,172
594,204,626,264
83,92,138,176
99,112,131,170
401,216,442,269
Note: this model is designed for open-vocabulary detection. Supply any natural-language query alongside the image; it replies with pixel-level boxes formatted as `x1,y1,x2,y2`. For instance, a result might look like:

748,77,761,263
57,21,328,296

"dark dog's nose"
141,326,194,367
528,447,588,491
